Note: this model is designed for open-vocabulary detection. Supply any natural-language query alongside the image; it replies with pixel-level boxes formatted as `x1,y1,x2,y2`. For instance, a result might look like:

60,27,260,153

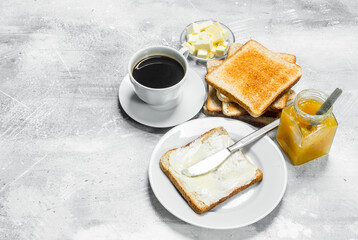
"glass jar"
276,89,338,165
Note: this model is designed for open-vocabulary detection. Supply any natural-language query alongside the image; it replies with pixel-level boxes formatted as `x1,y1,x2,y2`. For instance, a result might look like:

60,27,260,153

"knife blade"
181,119,280,177
181,148,232,177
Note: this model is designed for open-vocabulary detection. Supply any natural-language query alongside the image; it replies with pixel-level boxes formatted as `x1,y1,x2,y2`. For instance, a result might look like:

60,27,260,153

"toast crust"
206,40,302,117
160,127,263,214
206,85,222,112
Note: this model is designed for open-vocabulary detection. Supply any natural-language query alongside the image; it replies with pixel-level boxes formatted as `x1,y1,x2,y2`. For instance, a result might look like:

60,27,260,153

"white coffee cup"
128,46,189,110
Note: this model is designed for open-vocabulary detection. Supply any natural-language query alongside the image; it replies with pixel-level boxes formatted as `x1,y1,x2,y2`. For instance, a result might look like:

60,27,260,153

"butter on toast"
160,127,263,214
206,40,302,117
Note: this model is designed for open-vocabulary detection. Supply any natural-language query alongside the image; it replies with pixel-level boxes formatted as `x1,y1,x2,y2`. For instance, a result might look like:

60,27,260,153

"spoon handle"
315,88,343,115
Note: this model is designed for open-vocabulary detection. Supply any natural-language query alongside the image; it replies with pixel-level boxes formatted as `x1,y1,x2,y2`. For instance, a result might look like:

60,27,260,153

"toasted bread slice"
220,93,282,118
206,85,222,112
208,64,262,117
269,88,296,110
228,43,296,65
227,43,243,57
207,59,245,109
269,91,289,110
222,101,247,116
206,60,223,73
160,127,263,214
207,43,296,115
206,40,302,117
265,54,295,110
206,86,281,120
276,53,296,65
216,89,234,102
203,106,279,127
205,42,295,120
215,75,288,110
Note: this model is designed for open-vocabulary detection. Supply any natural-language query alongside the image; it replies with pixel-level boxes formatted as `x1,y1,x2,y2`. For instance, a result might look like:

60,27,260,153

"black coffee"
132,55,184,89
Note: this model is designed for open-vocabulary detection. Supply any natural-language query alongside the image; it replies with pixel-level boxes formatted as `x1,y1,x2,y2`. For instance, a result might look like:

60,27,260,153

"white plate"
118,68,206,128
148,117,287,229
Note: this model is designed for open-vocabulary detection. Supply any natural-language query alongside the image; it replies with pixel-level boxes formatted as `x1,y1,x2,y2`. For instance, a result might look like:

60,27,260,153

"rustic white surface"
0,0,357,239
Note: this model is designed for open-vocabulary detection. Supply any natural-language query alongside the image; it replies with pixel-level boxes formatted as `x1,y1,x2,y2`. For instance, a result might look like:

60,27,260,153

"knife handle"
228,119,280,153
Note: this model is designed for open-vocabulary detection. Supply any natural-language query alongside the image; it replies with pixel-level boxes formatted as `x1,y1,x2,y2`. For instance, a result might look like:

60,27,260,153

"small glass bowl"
179,20,236,62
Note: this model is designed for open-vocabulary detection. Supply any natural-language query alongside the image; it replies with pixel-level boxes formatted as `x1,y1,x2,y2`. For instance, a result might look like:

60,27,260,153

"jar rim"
293,89,332,123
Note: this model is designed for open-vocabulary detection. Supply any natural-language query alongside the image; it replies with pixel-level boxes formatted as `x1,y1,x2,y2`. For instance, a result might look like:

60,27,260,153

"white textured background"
0,0,357,239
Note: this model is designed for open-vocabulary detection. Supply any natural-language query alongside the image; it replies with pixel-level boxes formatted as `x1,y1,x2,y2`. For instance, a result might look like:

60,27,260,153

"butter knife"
181,119,280,177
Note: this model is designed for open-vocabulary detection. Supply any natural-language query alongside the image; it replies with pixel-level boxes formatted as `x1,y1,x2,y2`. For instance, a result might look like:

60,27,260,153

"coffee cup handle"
178,47,189,58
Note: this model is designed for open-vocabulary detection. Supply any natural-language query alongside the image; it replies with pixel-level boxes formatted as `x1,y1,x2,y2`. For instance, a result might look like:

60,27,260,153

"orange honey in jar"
276,89,338,165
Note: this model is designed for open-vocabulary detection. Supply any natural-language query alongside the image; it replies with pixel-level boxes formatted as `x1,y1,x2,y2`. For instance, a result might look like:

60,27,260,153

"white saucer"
118,68,207,128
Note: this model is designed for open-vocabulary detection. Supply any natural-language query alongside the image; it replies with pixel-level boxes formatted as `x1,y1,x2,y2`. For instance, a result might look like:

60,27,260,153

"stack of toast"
204,40,302,126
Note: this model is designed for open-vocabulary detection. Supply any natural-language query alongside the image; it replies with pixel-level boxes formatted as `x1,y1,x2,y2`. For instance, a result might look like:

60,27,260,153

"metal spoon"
308,88,342,128
315,88,342,115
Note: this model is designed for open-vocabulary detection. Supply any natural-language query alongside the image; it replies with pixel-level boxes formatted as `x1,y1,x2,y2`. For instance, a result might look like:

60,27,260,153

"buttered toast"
206,40,302,117
160,127,263,214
